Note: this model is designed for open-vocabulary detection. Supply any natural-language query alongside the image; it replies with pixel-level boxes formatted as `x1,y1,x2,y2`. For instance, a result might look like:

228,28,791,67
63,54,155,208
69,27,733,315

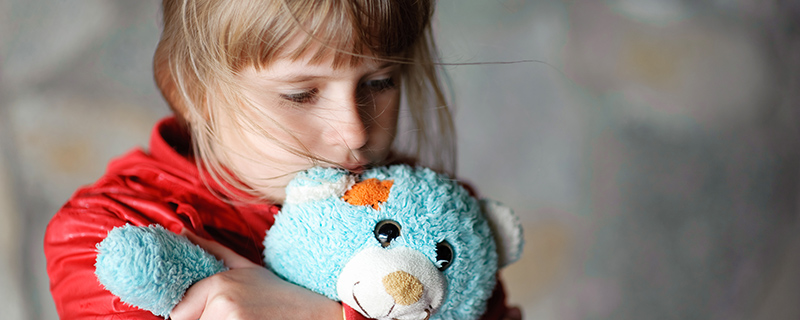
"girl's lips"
341,161,368,174
344,165,365,174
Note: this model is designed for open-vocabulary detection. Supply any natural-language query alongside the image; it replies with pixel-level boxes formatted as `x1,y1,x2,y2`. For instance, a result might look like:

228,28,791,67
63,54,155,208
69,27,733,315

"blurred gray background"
2,0,799,319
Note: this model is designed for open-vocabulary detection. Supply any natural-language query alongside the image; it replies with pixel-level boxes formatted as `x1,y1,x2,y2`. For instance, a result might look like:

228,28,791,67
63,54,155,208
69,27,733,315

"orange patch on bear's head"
342,178,394,210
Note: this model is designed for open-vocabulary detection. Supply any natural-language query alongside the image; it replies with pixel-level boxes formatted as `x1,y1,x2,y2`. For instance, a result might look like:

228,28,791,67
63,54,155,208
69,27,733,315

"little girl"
44,0,520,319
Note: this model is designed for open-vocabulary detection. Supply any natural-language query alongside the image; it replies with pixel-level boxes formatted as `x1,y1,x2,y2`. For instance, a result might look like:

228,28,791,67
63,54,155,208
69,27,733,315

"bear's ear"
479,199,524,268
284,167,356,205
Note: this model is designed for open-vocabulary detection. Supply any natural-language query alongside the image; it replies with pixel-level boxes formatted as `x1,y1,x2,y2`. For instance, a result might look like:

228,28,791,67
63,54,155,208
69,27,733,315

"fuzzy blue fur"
95,224,227,317
264,165,499,320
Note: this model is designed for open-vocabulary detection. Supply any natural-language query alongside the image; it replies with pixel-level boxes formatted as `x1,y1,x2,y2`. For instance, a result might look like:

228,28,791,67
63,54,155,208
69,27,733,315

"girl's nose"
325,90,369,150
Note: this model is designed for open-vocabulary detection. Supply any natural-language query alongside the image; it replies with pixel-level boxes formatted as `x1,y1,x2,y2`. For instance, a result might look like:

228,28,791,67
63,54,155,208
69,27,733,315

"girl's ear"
479,199,524,268
284,167,356,205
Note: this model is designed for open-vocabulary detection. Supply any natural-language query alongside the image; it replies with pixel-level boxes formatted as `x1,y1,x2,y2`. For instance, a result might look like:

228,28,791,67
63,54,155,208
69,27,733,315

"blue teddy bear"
96,165,524,320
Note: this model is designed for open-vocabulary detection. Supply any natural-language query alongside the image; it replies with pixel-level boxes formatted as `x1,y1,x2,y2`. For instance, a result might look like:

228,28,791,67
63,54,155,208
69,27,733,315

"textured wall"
1,0,799,319
1,1,168,319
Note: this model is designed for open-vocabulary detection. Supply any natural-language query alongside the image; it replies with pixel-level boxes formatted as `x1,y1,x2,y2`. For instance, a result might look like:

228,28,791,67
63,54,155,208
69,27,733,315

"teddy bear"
95,165,524,320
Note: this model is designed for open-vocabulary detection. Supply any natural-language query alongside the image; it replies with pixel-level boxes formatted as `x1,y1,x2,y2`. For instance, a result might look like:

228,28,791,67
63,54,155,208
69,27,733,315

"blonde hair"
153,0,455,200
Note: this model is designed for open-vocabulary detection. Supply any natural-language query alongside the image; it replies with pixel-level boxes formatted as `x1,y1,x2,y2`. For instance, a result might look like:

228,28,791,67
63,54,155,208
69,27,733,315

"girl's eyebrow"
264,62,398,83
277,74,329,83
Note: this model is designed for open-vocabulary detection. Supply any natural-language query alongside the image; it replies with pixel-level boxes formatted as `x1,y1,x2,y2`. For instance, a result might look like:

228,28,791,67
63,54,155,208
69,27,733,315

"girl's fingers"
180,228,259,269
169,277,210,320
171,230,263,320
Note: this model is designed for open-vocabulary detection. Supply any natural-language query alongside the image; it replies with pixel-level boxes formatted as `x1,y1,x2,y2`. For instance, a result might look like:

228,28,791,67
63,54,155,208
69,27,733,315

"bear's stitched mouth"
352,281,399,319
352,281,373,318
355,280,426,320
416,307,432,320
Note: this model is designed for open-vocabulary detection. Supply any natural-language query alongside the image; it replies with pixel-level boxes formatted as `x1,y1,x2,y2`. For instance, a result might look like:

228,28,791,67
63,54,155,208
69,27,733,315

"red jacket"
44,117,508,319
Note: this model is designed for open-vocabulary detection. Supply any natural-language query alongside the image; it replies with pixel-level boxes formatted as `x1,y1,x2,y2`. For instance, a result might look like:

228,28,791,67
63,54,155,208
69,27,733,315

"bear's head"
264,165,523,320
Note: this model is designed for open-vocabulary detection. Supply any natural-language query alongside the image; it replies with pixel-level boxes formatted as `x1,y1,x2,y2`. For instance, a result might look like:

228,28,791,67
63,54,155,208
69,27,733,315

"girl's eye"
361,77,396,92
435,241,453,271
280,88,319,104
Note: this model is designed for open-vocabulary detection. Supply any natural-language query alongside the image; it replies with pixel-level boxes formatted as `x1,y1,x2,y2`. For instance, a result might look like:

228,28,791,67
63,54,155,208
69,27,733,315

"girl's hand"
170,230,343,320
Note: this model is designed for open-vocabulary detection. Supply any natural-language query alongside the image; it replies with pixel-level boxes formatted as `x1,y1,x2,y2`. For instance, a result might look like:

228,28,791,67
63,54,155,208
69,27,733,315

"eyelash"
361,77,396,92
279,77,397,104
280,88,319,104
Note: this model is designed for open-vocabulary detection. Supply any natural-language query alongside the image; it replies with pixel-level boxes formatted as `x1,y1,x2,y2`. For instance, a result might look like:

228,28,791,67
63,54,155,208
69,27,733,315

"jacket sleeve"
44,189,187,319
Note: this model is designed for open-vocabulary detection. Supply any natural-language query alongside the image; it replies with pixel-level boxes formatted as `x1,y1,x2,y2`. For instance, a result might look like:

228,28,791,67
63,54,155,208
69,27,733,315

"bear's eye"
374,220,401,247
435,241,454,271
